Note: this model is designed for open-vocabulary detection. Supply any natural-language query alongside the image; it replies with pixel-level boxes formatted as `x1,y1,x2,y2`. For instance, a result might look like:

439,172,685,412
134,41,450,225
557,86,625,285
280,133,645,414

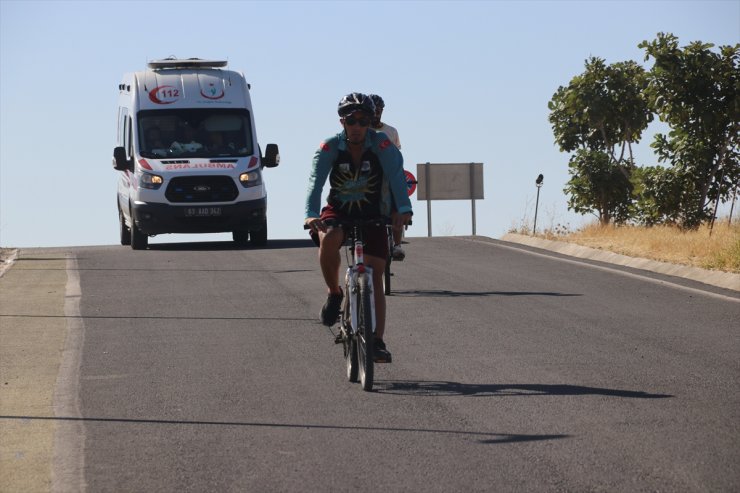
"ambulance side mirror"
113,146,133,171
262,143,280,168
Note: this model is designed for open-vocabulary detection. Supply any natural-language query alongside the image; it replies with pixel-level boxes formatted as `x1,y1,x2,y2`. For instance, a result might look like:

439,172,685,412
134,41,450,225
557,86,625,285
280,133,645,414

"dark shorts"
309,205,389,259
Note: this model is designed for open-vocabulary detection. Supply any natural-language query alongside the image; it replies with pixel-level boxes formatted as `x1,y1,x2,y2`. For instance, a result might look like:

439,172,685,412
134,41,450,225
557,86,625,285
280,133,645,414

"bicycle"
383,219,411,296
383,225,394,296
306,217,388,391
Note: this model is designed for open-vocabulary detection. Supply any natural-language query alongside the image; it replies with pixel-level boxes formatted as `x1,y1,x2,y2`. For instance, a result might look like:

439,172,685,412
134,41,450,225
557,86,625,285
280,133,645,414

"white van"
113,57,279,249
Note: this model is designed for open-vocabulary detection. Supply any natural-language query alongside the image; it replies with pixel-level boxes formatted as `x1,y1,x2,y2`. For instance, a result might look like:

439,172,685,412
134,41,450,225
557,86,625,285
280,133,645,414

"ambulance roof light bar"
147,57,228,70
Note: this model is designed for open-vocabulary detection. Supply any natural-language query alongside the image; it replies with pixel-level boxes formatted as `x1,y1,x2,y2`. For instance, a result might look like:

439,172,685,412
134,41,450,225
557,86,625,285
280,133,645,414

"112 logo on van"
149,85,180,104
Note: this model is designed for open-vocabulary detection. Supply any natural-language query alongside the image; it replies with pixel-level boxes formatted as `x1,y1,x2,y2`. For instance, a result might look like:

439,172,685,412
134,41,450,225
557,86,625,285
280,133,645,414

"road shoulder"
0,254,69,491
499,233,740,292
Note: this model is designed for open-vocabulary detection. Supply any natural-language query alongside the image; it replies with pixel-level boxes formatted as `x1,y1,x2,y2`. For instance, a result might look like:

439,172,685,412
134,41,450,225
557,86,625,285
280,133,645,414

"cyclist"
369,94,401,149
369,94,406,261
305,92,413,362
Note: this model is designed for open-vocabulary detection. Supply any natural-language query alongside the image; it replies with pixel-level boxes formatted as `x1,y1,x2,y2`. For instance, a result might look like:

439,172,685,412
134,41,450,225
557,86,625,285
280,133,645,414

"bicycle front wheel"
341,296,358,383
345,334,358,383
357,273,375,391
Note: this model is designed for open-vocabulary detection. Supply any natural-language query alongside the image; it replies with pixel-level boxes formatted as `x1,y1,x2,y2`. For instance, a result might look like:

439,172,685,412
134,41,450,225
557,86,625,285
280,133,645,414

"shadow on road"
392,289,582,298
0,314,315,322
0,415,569,445
375,380,673,399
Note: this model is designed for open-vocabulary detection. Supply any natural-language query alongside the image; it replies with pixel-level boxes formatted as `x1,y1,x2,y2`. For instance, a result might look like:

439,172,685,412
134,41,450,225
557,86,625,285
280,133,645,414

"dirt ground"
1,248,18,267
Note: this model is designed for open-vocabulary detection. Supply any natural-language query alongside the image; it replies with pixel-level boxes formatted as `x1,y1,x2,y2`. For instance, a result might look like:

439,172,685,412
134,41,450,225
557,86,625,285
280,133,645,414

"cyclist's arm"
305,139,337,219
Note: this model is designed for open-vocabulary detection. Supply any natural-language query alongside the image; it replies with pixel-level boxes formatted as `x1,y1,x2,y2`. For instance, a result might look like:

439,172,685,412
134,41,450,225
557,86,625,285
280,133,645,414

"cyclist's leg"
390,211,406,260
318,227,344,294
392,223,403,246
364,253,386,339
362,223,389,339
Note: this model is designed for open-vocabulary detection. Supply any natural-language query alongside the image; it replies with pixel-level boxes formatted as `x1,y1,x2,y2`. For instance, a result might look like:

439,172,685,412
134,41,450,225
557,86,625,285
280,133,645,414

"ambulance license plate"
185,207,222,217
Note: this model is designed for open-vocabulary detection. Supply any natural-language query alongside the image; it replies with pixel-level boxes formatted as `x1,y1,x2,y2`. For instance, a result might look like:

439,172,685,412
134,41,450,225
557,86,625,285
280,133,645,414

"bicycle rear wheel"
384,227,393,295
357,273,375,391
383,259,392,295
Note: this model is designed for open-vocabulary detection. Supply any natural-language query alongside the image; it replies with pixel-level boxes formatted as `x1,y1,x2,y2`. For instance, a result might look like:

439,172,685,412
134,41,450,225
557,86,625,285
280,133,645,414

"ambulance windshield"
138,109,253,159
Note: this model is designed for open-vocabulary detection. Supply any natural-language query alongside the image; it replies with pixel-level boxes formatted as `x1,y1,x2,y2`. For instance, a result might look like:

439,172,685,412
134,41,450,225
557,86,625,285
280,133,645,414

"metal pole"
425,162,432,237
470,163,476,235
533,187,541,236
533,174,543,236
729,183,738,226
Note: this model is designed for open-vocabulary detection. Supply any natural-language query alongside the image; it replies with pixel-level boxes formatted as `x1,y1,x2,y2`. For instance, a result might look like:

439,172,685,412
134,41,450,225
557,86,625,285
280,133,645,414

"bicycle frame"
345,229,377,334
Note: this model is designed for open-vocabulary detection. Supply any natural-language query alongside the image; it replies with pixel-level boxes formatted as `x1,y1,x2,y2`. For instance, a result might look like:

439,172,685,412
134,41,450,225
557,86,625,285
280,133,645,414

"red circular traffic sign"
404,170,417,196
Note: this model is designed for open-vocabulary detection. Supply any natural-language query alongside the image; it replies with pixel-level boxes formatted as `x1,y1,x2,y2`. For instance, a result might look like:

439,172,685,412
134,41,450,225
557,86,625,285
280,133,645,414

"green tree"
565,149,634,225
632,166,686,225
548,57,652,224
639,33,740,228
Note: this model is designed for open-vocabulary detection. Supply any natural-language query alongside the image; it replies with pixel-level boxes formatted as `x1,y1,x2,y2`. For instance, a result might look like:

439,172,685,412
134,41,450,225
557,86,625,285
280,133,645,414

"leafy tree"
632,166,687,225
549,57,652,224
565,149,634,225
639,33,740,228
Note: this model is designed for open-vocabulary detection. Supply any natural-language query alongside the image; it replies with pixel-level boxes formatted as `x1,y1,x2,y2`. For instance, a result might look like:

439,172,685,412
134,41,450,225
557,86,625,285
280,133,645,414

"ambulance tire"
119,209,131,246
130,220,148,250
249,221,267,247
232,230,249,246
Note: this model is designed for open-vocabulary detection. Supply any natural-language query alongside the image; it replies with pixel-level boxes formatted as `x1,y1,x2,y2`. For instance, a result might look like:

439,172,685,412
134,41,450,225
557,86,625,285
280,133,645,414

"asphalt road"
1,236,738,492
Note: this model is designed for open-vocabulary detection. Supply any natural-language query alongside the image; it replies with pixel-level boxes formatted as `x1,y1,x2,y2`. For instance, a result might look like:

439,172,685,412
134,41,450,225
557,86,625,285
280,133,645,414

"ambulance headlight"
239,170,262,188
140,172,164,190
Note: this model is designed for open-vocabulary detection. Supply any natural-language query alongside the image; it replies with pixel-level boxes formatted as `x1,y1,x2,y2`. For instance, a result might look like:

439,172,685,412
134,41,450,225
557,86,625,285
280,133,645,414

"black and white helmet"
369,94,385,110
337,92,375,117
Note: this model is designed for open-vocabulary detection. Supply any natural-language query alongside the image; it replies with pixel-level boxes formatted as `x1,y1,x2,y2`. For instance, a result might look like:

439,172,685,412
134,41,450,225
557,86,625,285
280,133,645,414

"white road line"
52,255,86,492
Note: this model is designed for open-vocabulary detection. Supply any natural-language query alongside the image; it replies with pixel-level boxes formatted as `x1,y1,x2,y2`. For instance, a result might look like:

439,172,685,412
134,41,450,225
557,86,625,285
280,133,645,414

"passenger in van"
146,127,168,157
170,123,203,154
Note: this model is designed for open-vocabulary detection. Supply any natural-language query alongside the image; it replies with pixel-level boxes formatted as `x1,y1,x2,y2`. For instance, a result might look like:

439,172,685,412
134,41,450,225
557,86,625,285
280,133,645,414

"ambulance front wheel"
119,208,131,246
250,220,267,247
131,221,149,250
232,230,249,246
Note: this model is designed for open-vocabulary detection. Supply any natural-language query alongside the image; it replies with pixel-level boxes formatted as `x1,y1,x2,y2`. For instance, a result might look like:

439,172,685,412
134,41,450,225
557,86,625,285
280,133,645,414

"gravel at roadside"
0,248,19,278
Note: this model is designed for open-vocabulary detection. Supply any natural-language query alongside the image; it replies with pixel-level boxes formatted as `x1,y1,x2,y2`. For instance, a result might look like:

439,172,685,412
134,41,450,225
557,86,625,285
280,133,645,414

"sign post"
425,163,432,237
416,162,484,237
533,174,543,236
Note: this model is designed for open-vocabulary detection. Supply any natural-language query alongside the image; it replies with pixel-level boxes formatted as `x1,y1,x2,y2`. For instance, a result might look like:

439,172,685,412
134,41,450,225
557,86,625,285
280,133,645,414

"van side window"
126,116,133,158
118,107,127,148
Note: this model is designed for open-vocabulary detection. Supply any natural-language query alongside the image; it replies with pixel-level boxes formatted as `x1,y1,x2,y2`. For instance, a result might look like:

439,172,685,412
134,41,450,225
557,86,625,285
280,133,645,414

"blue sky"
1,0,738,247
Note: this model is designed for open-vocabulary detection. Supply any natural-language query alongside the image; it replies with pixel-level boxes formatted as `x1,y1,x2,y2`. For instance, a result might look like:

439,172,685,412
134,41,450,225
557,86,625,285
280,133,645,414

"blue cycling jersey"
305,129,413,220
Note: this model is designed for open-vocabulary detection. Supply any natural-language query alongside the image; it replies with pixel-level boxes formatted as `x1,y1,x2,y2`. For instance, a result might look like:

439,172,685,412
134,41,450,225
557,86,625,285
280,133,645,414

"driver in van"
206,132,234,154
170,123,203,154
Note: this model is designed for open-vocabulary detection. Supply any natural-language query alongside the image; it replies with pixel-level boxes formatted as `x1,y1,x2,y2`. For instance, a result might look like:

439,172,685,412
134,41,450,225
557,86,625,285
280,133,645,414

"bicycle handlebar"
303,217,412,230
303,217,391,230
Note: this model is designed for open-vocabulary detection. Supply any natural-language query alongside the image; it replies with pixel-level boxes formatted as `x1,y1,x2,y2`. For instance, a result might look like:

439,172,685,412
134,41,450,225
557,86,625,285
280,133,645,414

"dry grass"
553,221,740,273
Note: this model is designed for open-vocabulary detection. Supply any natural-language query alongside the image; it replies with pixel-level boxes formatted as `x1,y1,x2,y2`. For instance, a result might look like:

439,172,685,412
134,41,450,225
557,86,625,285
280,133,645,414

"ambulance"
113,57,279,249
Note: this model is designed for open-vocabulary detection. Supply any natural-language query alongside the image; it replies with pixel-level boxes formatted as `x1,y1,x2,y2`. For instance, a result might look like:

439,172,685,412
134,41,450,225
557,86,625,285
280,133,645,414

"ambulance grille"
165,176,238,203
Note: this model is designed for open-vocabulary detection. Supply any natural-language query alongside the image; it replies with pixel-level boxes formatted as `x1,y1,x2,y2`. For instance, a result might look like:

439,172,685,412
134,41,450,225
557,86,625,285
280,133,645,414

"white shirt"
374,122,401,149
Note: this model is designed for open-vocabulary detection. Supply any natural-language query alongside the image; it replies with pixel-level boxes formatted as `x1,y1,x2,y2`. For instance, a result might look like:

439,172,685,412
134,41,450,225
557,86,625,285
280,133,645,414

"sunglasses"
344,116,370,127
